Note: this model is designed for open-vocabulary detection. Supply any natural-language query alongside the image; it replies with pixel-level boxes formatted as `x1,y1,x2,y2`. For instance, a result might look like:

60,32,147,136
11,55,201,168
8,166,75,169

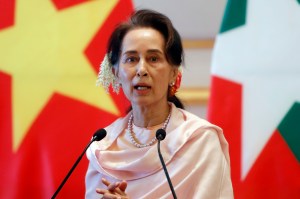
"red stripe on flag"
0,0,15,29
241,130,300,198
207,75,243,195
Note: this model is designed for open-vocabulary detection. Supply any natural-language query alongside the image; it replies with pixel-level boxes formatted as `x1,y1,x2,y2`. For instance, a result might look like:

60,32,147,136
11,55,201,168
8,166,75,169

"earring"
169,82,176,96
169,72,182,96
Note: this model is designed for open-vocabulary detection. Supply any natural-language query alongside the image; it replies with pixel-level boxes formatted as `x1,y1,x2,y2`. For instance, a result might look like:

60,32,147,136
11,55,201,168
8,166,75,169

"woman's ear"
171,67,179,82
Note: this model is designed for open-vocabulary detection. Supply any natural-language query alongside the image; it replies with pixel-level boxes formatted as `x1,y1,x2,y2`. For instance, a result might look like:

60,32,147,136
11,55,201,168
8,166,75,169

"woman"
86,9,233,199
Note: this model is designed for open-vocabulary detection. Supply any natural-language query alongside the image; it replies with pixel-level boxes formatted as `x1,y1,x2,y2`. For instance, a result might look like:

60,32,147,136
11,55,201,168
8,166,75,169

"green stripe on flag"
278,102,300,162
220,0,247,33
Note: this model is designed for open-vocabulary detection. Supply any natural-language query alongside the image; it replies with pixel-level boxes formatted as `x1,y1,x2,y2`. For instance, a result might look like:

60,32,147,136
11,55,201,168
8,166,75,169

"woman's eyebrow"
147,49,163,54
122,50,137,55
122,49,163,56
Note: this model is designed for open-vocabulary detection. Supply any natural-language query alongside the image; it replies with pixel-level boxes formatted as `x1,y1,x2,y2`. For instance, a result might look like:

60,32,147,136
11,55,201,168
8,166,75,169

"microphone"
156,129,177,199
51,128,107,199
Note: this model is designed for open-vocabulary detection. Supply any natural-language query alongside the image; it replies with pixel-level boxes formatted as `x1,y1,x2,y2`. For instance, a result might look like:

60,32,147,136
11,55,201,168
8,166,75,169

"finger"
96,189,122,199
102,192,122,199
101,178,124,195
96,188,107,195
118,180,128,192
108,182,120,192
102,178,111,187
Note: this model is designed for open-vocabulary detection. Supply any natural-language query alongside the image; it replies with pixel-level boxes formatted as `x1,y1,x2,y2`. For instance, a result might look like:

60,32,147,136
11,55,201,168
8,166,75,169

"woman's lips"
133,84,151,94
134,86,150,90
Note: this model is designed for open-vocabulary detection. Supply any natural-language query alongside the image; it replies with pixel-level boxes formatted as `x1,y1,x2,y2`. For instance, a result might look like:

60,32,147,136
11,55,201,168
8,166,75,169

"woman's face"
116,27,178,107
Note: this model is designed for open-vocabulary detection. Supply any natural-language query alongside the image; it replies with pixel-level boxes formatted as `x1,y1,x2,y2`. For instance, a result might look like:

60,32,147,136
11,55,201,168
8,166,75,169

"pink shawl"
85,103,233,198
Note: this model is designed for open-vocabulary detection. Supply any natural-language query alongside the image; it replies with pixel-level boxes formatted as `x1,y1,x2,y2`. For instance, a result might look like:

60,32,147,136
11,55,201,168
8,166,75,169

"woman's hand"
96,178,130,199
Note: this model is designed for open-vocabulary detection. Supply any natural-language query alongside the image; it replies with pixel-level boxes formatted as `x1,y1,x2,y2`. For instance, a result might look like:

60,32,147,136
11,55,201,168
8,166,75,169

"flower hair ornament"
96,53,120,94
169,67,183,96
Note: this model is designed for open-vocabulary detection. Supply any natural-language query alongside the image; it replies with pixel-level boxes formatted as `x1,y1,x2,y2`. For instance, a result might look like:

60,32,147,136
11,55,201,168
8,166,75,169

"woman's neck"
131,102,171,128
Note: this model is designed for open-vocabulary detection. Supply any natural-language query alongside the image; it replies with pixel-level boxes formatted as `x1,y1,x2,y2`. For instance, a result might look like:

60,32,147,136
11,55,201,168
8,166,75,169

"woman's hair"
107,9,184,109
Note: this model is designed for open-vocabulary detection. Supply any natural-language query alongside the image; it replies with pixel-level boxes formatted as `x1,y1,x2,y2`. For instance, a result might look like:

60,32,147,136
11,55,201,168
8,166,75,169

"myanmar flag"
0,0,132,198
208,0,300,198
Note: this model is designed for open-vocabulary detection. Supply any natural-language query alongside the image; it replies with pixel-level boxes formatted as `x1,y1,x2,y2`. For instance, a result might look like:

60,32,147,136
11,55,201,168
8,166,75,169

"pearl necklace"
127,110,171,148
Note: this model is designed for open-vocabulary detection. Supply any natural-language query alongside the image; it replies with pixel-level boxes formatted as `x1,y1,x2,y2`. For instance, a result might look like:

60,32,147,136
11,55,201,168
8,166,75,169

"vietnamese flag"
0,0,132,198
208,0,300,198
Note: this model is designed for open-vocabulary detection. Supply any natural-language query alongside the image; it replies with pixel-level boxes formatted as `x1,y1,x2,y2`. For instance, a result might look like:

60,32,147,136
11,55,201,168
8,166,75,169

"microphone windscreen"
156,129,166,141
93,129,107,141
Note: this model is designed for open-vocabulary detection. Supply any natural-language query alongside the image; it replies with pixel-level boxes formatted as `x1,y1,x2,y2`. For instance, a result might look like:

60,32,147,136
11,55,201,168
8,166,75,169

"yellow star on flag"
0,0,120,151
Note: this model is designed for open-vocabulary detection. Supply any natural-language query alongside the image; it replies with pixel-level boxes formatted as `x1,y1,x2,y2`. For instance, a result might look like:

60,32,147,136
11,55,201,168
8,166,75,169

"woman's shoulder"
175,106,223,134
173,106,228,146
174,107,230,162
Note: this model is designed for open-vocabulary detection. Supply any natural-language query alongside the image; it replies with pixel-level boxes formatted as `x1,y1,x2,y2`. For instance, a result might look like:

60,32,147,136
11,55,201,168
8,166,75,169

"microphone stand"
51,136,99,199
157,139,177,199
51,129,106,198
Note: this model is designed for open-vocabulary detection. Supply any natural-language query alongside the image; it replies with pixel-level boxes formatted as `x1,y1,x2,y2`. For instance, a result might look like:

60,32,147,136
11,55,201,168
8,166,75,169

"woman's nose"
136,60,148,77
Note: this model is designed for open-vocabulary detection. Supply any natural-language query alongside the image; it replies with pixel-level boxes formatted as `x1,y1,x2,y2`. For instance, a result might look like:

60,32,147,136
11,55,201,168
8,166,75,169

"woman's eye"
150,56,158,62
125,57,137,63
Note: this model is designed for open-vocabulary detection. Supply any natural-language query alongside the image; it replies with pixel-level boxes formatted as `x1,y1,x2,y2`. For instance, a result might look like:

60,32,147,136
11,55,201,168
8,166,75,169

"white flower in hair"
96,53,120,94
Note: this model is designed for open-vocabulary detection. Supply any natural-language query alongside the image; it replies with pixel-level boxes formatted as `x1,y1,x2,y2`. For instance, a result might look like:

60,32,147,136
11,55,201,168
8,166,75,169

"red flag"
0,0,132,198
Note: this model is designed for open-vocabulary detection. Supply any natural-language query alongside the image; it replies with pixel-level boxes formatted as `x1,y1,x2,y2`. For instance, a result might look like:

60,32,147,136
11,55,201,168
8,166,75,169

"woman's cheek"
119,66,133,80
118,70,132,97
